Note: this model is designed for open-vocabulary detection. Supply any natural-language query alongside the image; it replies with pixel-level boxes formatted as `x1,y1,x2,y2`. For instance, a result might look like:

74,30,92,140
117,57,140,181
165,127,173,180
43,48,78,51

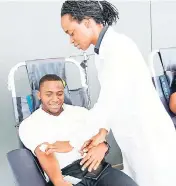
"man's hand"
45,141,73,155
80,142,108,172
80,128,108,154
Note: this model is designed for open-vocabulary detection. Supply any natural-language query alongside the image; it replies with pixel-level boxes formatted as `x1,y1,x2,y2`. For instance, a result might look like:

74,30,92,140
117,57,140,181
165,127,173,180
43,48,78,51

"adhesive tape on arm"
39,144,48,152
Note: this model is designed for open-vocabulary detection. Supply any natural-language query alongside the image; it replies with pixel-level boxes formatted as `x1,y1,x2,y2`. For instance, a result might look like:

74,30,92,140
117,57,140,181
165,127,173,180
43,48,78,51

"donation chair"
149,47,176,127
7,55,91,186
7,54,123,186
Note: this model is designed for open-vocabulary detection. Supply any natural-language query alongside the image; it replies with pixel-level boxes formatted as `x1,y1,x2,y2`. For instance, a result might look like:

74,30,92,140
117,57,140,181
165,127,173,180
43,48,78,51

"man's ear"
37,90,41,100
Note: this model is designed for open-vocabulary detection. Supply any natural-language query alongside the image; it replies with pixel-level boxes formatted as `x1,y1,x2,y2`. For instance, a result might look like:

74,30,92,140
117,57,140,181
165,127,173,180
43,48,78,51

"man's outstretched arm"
35,144,72,186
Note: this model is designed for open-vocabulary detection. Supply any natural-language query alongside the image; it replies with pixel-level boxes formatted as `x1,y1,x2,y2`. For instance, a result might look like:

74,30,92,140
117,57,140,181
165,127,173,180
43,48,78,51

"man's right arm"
35,145,71,186
19,121,72,186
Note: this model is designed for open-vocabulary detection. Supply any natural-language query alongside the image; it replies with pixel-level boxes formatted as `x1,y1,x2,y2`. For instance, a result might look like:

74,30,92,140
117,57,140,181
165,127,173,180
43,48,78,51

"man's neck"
41,106,64,116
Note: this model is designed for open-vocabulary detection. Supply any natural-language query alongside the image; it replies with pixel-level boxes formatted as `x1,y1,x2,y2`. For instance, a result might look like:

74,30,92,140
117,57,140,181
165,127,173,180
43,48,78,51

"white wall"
113,1,151,61
151,1,176,75
151,1,176,50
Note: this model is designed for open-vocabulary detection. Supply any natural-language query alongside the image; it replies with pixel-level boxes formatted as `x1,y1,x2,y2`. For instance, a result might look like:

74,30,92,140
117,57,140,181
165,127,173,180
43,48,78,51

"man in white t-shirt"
19,74,138,186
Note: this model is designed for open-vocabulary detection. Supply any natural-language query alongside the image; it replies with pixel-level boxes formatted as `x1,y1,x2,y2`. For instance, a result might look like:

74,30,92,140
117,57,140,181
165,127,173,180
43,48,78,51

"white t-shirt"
19,104,96,169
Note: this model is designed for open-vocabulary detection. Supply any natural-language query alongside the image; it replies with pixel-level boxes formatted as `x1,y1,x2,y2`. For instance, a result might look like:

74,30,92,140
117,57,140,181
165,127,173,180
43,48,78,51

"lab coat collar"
94,25,109,55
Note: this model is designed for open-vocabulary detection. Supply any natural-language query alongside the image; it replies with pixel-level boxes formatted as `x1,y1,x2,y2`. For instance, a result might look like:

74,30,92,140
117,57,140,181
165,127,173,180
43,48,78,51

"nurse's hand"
80,143,108,172
80,128,107,154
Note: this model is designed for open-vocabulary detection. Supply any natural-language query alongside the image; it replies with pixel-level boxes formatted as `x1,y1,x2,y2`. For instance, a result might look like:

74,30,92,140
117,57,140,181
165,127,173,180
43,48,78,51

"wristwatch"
104,141,110,156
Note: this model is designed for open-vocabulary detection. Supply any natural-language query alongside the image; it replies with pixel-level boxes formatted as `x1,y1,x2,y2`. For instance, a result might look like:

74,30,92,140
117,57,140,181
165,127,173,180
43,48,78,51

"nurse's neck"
91,23,104,45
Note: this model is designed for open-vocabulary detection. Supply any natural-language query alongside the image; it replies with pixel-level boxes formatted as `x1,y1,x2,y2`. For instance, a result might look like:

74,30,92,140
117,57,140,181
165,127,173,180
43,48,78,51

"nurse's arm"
35,144,72,186
169,92,176,114
92,128,108,147
80,128,108,152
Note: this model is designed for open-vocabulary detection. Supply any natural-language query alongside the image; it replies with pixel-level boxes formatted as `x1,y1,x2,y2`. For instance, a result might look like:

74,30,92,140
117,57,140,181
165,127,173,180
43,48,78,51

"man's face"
38,80,64,116
61,14,93,51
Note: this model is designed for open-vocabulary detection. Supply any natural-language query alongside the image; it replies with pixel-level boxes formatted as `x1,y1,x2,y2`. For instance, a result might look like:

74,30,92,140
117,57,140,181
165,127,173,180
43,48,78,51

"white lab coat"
87,27,176,186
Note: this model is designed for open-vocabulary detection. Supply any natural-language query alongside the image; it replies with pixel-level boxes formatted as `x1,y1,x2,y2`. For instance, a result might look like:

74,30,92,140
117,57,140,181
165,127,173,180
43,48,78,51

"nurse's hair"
61,0,119,26
39,74,66,89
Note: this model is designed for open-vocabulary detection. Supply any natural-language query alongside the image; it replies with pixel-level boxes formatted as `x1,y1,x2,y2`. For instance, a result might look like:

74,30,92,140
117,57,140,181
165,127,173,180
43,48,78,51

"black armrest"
7,148,47,186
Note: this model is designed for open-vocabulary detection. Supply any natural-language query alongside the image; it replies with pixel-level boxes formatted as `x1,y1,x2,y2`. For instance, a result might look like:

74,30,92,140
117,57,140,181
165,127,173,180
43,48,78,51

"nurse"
61,1,176,186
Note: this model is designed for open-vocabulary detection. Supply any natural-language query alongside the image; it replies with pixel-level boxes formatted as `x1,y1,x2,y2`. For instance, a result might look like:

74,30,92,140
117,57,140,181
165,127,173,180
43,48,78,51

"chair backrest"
159,48,176,73
150,47,176,126
8,57,91,126
158,48,176,88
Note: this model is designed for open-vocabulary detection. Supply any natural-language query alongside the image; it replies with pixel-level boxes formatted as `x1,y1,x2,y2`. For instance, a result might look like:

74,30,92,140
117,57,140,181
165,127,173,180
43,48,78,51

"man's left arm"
44,127,108,154
45,141,73,155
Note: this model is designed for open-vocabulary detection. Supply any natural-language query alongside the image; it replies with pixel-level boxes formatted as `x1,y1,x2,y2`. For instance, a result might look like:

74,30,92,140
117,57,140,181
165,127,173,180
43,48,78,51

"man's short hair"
39,74,65,89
